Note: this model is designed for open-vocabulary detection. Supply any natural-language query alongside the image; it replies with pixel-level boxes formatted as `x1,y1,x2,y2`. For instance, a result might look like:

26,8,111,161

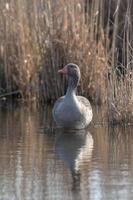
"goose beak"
58,66,68,74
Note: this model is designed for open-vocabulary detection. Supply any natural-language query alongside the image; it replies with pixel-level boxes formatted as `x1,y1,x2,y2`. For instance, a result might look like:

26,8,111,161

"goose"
52,63,93,129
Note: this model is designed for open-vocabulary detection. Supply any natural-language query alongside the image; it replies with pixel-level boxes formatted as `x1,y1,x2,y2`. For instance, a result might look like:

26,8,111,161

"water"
0,104,132,200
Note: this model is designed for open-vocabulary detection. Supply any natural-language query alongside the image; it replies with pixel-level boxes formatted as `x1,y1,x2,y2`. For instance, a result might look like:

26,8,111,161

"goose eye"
70,65,76,69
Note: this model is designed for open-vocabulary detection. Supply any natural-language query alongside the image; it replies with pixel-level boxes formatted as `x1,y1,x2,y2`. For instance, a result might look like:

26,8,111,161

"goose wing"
77,96,92,110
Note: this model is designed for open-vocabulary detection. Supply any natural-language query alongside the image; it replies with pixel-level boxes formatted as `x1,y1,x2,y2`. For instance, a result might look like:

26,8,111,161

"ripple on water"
0,105,133,200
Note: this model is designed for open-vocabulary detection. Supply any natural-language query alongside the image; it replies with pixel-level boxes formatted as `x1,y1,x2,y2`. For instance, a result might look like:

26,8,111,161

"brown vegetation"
0,0,132,123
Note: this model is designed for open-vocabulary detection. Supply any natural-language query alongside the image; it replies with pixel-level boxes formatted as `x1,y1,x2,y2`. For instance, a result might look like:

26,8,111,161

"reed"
0,0,132,123
106,0,133,124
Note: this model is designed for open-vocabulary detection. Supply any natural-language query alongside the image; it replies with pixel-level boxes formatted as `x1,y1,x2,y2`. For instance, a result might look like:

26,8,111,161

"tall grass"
0,0,132,123
105,0,133,124
0,0,106,102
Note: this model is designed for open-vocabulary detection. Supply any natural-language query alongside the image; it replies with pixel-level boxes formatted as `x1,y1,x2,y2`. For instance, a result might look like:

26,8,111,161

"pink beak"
58,66,68,74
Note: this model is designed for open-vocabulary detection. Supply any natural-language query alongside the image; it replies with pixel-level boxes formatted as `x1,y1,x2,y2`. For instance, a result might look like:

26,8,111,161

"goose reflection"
55,129,94,190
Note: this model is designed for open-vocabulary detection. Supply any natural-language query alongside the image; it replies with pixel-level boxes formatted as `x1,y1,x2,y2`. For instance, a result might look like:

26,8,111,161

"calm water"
0,104,132,200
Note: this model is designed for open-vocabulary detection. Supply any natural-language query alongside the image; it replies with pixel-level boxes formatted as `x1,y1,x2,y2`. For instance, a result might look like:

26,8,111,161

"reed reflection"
0,105,133,200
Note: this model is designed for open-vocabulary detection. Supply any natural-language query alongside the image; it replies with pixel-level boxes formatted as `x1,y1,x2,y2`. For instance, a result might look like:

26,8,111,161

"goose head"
58,63,81,95
58,63,81,81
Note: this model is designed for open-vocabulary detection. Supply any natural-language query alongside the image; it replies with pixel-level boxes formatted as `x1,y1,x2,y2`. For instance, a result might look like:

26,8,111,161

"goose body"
52,63,93,129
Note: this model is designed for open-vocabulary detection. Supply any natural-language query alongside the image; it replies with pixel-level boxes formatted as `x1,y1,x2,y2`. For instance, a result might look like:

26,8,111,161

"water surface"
0,104,132,200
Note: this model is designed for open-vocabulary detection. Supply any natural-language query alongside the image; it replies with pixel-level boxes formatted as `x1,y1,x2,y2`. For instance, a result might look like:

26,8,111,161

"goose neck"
65,76,78,97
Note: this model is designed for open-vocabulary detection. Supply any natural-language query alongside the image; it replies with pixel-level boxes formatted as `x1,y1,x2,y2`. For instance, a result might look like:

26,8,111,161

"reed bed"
106,0,133,124
0,0,132,123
